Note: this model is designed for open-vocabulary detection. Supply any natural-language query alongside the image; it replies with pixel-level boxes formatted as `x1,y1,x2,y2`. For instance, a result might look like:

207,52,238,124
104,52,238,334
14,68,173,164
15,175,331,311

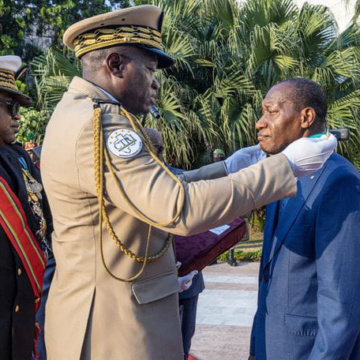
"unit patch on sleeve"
107,129,143,158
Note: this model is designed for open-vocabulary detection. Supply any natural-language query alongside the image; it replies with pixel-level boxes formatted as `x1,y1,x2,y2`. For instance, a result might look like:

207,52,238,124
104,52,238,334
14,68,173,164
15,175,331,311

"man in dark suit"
0,56,52,359
249,78,360,359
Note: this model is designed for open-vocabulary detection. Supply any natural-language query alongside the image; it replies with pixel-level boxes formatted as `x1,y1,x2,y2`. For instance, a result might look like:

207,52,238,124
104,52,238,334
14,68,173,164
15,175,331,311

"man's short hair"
280,78,328,125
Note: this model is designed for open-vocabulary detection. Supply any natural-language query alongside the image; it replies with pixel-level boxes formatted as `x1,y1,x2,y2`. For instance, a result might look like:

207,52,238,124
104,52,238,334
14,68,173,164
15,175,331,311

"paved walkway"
191,261,260,360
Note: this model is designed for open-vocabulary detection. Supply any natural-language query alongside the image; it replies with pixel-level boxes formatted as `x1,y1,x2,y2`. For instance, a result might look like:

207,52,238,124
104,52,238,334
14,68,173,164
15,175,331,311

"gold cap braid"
74,25,163,59
63,5,175,69
0,68,18,92
0,56,32,106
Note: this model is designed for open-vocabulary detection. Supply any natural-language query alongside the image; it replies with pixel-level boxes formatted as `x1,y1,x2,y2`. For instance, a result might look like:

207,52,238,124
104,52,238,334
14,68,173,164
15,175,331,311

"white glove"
178,270,198,292
224,145,267,174
282,134,337,177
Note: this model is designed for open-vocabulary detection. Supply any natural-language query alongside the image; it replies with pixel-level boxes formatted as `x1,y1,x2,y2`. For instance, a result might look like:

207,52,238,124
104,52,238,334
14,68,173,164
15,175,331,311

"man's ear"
300,107,316,129
106,52,126,78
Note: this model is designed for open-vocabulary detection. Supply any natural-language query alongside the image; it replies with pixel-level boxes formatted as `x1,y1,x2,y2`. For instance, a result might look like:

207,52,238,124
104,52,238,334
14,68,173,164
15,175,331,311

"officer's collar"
95,85,119,103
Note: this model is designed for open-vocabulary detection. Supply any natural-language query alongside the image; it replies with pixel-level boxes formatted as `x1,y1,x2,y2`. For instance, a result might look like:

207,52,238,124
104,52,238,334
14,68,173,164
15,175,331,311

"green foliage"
17,107,50,145
32,47,81,110
25,0,360,168
250,208,266,232
15,47,81,145
0,0,130,61
219,249,262,262
151,0,360,167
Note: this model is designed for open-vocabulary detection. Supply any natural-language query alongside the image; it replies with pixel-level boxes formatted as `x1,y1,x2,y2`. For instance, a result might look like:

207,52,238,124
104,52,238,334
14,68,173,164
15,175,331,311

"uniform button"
17,268,22,276
15,305,20,313
310,175,315,180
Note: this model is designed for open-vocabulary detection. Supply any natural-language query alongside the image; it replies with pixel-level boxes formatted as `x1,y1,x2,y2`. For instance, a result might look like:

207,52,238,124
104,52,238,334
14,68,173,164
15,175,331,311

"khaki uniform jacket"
41,77,296,360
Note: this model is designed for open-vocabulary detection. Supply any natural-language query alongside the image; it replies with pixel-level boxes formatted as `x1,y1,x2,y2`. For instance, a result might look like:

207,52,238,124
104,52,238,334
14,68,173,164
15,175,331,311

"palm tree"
32,48,81,110
28,0,360,168
153,0,360,166
238,0,360,166
16,48,81,145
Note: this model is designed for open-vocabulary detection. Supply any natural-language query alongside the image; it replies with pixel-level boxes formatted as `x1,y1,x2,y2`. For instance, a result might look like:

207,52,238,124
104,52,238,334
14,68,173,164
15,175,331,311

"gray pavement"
190,261,260,360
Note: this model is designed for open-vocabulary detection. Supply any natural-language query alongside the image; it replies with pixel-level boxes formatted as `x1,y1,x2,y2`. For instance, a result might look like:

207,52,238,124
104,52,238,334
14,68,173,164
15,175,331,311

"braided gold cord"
0,81,18,91
93,103,183,281
74,25,163,58
101,204,173,263
93,107,103,203
76,26,161,39
76,34,161,47
104,107,186,227
0,69,16,87
94,105,173,262
0,73,15,80
95,28,115,35
120,26,161,37
0,68,14,75
94,105,150,281
75,38,162,58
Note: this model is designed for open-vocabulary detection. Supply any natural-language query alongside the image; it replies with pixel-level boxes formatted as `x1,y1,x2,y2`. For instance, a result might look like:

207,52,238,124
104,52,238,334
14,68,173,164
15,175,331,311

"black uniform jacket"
0,143,52,360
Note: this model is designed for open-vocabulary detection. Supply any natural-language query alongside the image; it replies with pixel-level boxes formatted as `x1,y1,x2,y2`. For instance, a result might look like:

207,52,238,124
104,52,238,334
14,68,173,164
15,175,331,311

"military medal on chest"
18,156,47,245
25,177,43,200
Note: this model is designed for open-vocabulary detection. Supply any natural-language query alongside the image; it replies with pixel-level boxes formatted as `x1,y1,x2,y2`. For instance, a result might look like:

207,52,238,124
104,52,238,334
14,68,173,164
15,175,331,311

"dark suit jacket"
251,154,360,359
0,143,52,360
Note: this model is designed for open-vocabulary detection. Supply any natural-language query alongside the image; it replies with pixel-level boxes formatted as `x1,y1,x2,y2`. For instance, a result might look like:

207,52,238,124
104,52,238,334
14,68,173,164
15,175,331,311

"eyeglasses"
0,99,20,117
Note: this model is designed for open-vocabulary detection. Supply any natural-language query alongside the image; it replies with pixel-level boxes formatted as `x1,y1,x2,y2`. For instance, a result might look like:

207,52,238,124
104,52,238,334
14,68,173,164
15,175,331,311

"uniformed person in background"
41,5,337,360
213,148,226,163
0,56,52,360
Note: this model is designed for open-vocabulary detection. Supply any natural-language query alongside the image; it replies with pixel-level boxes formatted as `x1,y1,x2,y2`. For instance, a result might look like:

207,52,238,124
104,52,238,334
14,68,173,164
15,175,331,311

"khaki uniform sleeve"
78,111,297,236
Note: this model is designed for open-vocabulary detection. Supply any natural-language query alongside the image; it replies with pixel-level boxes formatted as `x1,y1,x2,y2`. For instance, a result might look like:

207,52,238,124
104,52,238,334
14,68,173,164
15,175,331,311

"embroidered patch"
107,129,143,158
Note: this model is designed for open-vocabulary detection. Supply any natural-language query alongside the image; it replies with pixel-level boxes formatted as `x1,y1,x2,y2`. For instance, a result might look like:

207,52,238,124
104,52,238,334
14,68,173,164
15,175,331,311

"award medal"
18,157,47,257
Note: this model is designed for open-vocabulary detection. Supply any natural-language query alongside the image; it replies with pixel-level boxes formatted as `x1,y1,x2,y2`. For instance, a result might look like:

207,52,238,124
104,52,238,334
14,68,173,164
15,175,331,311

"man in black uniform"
0,55,52,359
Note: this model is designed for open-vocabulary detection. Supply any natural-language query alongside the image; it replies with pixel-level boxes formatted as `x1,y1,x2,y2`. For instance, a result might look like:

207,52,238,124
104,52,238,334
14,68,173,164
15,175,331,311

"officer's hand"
248,356,256,360
224,145,267,174
178,270,198,292
282,134,337,177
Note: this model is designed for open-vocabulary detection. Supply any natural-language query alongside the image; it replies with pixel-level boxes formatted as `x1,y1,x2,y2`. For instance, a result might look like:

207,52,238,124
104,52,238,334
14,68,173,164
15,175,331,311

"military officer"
0,56,52,359
41,5,336,360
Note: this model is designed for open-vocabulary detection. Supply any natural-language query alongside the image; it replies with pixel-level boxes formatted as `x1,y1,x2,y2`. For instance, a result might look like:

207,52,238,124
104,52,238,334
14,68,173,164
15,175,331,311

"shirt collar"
95,86,119,103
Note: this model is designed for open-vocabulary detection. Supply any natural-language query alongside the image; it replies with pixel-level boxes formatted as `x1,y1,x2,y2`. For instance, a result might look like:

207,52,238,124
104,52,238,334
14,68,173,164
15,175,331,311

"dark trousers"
179,295,199,360
34,255,56,359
